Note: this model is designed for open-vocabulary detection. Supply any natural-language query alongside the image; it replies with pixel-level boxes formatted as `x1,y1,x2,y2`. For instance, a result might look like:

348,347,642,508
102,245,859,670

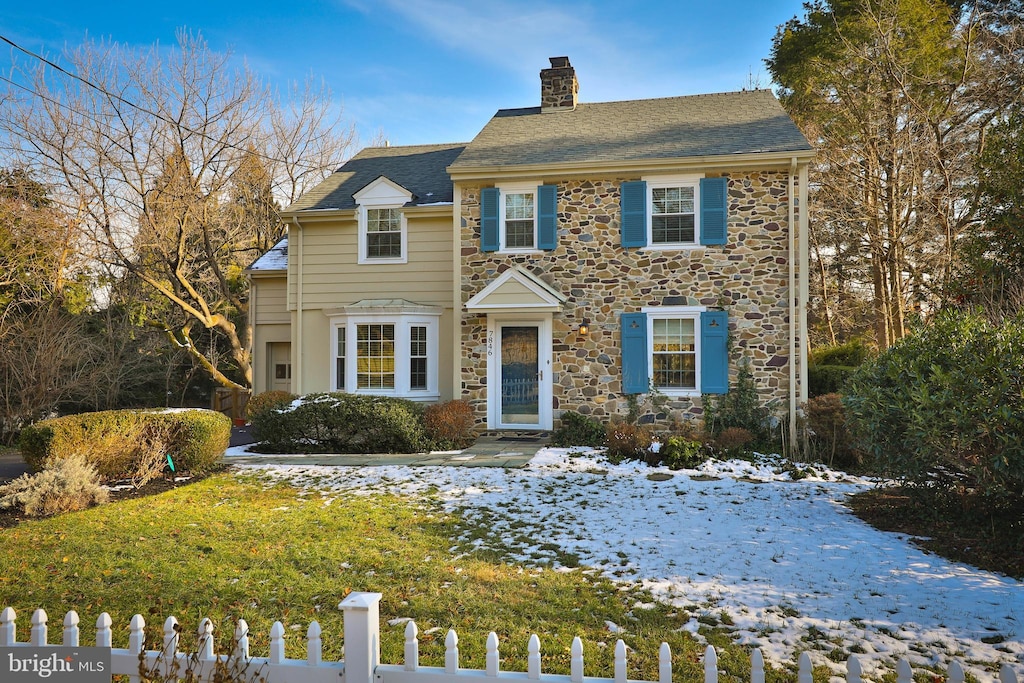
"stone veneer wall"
460,172,798,427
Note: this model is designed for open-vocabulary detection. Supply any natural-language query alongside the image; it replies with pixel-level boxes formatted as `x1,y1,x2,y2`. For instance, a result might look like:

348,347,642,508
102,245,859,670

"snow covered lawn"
237,448,1023,677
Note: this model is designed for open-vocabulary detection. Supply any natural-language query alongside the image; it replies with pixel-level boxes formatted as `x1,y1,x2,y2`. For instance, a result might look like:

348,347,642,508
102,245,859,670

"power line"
0,33,339,172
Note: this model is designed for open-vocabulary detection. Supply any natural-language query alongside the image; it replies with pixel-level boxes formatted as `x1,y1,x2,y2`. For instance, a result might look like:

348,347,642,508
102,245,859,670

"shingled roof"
285,143,466,213
448,90,811,171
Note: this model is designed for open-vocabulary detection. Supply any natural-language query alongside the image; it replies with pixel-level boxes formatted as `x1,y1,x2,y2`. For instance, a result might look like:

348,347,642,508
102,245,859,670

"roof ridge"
360,141,469,152
494,89,777,115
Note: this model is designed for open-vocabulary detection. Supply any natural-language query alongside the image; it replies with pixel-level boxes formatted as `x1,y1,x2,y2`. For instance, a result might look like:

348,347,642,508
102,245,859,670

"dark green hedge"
19,409,231,477
844,310,1024,501
249,392,429,454
808,364,857,397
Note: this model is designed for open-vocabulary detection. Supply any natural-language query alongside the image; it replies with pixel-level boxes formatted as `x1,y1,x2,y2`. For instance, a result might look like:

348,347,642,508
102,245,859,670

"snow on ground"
235,448,1023,678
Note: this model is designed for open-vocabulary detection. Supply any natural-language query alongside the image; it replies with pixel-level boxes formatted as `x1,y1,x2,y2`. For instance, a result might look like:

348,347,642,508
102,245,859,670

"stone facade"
459,172,798,427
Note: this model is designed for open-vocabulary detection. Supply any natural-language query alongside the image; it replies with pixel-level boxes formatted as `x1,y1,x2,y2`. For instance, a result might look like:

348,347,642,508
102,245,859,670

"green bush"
809,339,872,367
552,411,606,448
249,392,428,454
0,455,109,516
246,390,297,419
703,359,773,449
808,340,872,398
19,409,230,479
657,436,708,469
808,364,857,397
844,310,1024,502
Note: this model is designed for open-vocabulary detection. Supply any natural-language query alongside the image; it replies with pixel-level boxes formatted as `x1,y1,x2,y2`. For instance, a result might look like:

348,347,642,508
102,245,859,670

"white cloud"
351,0,697,100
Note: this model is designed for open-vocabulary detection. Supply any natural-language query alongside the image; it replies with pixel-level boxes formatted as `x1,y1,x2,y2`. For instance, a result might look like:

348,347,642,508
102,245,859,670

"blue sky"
3,1,807,148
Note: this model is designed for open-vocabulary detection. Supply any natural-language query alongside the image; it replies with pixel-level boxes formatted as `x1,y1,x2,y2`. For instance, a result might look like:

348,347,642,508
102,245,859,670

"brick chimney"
540,56,578,113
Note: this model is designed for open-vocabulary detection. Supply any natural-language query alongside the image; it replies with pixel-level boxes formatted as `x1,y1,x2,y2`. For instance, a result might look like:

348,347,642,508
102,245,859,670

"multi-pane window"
410,326,428,390
651,186,696,244
652,318,696,390
335,328,346,390
366,208,402,259
357,323,395,389
333,316,438,398
504,192,535,249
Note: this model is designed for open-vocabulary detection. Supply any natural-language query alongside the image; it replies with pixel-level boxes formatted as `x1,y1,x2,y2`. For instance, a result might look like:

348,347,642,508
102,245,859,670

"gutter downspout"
799,163,810,456
292,215,305,395
788,158,798,457
247,272,257,393
799,163,810,407
452,182,463,401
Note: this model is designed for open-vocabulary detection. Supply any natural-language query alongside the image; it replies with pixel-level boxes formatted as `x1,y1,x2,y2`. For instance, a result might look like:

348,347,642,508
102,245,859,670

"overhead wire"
0,33,338,172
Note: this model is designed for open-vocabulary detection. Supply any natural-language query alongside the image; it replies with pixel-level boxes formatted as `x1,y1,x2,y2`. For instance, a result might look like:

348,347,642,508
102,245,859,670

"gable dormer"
353,176,413,265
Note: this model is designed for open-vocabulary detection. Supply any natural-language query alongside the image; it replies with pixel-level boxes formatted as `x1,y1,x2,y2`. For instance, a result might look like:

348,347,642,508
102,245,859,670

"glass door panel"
500,325,539,425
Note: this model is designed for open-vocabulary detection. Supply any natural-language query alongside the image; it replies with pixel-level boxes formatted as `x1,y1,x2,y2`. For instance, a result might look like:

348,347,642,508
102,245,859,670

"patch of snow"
237,449,1024,678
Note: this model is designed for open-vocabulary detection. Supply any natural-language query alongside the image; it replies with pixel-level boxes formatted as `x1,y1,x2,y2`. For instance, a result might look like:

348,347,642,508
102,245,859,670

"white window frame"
497,182,540,253
330,313,440,400
643,173,704,250
642,305,705,397
357,205,408,264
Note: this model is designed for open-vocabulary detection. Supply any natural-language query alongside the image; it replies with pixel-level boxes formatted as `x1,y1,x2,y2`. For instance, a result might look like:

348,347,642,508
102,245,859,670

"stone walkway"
223,434,546,468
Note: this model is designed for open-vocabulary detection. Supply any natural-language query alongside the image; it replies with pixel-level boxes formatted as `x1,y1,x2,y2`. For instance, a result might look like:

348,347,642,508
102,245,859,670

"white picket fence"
1,592,1020,683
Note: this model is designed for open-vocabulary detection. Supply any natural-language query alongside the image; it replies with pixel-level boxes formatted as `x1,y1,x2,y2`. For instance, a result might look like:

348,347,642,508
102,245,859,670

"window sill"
640,244,705,252
495,249,544,256
653,388,700,398
357,257,409,265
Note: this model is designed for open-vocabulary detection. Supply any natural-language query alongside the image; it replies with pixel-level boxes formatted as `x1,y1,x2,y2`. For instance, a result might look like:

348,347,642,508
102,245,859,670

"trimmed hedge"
809,339,871,367
19,409,231,479
808,339,872,397
246,391,297,419
249,392,428,454
808,364,856,397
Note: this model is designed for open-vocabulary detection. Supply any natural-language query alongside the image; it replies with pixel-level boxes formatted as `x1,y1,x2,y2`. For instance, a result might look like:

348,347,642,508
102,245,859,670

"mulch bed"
847,487,1024,580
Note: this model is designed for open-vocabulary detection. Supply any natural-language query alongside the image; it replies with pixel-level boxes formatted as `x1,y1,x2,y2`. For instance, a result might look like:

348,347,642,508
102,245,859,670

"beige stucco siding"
291,215,453,306
290,211,456,401
251,275,289,325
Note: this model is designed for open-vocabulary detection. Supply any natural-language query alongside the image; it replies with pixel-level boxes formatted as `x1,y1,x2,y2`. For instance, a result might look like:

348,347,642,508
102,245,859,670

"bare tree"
0,31,356,389
770,0,1024,348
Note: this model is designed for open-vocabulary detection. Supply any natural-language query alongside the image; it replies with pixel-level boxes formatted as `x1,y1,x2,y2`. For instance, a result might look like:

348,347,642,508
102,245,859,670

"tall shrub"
703,359,775,449
843,310,1024,501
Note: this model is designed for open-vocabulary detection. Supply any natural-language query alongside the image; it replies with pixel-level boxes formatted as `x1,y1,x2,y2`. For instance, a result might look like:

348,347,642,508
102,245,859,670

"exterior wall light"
578,319,590,336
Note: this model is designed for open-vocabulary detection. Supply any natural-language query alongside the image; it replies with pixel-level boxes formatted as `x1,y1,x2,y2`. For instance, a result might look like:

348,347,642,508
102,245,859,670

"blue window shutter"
620,312,649,394
700,177,728,245
537,184,557,250
481,187,499,252
700,310,729,394
620,181,647,248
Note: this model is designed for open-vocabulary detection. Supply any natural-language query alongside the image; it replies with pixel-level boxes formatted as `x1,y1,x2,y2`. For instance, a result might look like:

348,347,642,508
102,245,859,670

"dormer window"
354,176,412,265
366,208,403,259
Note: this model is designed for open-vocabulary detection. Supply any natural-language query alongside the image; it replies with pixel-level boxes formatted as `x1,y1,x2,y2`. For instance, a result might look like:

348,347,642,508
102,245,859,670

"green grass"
0,473,793,682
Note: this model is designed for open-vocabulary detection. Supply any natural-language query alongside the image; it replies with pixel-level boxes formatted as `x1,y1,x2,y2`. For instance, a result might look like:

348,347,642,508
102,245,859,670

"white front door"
487,315,552,430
